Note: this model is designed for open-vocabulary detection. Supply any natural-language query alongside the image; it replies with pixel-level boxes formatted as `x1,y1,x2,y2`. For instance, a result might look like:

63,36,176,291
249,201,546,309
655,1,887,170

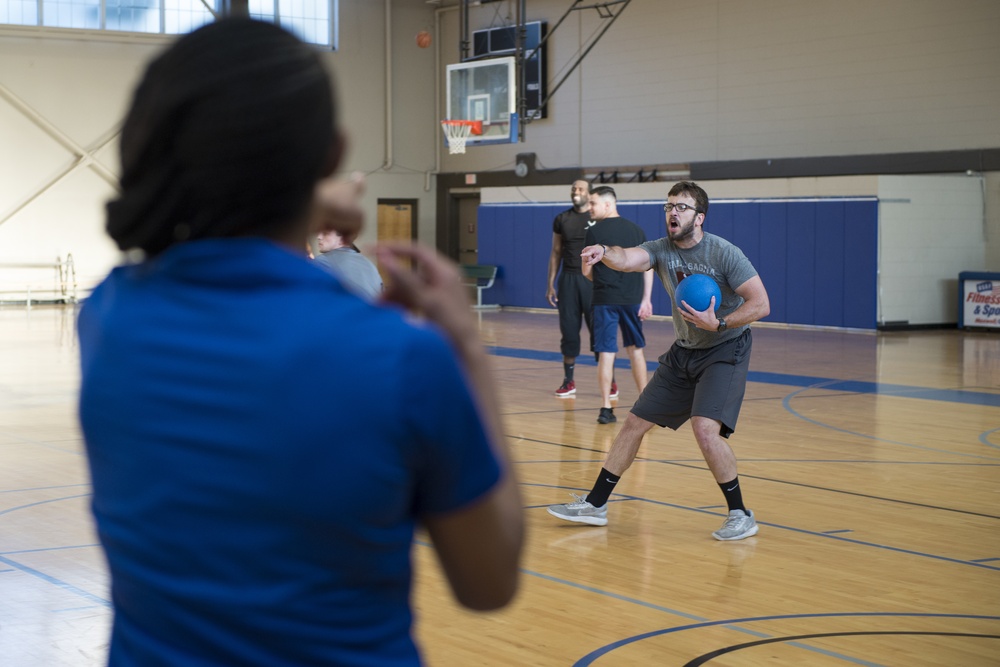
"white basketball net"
441,121,473,154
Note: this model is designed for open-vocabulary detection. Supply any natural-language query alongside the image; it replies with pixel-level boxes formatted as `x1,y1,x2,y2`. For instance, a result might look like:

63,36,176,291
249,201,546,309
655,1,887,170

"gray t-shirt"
640,233,758,350
314,248,383,301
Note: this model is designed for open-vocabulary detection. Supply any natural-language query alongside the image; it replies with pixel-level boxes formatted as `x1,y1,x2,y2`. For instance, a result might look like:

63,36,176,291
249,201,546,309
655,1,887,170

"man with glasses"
548,181,771,541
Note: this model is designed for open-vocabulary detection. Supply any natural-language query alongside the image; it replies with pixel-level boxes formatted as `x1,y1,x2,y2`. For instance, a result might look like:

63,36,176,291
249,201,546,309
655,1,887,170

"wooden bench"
460,264,498,309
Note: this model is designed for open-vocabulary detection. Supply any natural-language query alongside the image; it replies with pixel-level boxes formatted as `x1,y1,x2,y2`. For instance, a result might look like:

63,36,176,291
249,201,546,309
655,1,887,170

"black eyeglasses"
663,203,700,213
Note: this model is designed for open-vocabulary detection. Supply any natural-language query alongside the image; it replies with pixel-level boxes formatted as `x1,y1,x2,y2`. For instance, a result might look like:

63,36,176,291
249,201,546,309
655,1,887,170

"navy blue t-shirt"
78,238,502,666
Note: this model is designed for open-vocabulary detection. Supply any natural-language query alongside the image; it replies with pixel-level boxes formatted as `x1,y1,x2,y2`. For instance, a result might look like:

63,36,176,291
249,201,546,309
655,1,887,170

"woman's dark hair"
106,19,338,257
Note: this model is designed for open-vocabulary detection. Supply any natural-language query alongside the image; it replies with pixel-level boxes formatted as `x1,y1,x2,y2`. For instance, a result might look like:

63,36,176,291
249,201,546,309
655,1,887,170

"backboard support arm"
523,0,632,136
456,0,631,143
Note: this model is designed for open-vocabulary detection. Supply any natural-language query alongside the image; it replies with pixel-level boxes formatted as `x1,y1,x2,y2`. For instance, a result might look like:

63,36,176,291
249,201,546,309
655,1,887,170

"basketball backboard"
445,56,518,146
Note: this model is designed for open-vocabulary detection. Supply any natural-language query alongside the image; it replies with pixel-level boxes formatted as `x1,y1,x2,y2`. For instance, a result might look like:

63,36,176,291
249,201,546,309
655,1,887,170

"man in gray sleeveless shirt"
548,181,771,541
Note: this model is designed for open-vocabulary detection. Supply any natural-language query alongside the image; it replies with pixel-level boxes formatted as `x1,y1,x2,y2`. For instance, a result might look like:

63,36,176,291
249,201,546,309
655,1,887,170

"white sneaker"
712,509,758,541
547,493,608,526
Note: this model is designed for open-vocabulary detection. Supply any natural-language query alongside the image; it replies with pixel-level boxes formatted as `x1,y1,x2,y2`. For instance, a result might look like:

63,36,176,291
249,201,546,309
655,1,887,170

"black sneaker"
597,407,616,424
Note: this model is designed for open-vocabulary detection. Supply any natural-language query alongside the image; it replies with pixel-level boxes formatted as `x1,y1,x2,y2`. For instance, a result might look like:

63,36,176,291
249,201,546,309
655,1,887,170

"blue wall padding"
476,198,878,329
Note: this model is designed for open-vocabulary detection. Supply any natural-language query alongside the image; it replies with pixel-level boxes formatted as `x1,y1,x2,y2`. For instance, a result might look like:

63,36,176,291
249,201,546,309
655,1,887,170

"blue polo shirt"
78,238,502,666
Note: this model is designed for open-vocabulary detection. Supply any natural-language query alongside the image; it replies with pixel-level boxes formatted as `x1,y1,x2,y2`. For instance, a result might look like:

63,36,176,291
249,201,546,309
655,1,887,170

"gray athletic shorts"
631,328,752,438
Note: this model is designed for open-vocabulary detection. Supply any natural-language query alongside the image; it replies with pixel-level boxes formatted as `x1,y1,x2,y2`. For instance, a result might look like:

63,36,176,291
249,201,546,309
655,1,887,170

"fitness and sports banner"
959,271,1000,329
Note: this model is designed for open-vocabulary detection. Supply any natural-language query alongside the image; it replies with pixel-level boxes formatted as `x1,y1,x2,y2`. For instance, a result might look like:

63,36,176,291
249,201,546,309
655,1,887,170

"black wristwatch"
716,318,727,333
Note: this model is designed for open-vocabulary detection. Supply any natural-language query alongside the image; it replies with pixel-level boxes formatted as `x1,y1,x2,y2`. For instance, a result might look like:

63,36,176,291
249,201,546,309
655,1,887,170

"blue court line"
485,345,1000,408
519,454,1000,468
0,426,86,455
736,459,1000,466
0,493,111,608
0,553,111,608
573,612,1000,667
981,427,1000,449
1,543,102,556
780,386,1000,460
0,483,91,494
415,534,973,667
630,457,1000,519
755,372,1000,407
528,484,1000,571
531,485,1000,662
536,576,893,667
414,540,792,656
0,493,91,517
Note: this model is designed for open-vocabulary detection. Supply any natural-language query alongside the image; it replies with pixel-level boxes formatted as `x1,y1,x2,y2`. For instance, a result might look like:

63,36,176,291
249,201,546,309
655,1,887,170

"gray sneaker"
547,493,608,526
712,509,758,541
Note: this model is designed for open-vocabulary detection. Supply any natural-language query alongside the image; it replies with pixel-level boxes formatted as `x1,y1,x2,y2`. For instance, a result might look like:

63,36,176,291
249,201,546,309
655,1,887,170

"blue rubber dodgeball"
674,274,721,312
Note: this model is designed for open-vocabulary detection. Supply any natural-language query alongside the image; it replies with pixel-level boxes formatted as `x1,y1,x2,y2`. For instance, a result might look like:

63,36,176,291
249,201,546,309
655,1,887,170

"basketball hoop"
441,120,483,154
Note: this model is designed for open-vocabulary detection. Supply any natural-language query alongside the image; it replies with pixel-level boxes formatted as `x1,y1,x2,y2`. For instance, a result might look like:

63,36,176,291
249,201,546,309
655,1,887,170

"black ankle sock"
719,477,747,514
564,362,575,382
586,468,620,508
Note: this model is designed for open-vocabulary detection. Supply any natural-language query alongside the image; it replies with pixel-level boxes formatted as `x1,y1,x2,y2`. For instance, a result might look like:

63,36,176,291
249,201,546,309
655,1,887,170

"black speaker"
471,21,547,119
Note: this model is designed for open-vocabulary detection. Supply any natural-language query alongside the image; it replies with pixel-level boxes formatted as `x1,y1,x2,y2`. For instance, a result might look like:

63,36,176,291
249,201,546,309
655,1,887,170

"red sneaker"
609,381,619,399
555,380,576,398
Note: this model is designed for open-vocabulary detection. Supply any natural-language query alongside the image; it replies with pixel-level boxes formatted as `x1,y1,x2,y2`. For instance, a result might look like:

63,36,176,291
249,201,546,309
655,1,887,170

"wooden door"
457,196,480,267
376,200,416,279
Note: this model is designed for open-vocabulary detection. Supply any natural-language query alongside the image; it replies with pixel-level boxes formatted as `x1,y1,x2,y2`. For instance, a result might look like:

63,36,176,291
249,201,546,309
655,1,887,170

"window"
250,0,331,47
0,0,337,48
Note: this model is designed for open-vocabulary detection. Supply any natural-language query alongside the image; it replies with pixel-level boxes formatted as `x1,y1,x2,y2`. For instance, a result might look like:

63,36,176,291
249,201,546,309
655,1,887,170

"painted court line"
486,346,1000,408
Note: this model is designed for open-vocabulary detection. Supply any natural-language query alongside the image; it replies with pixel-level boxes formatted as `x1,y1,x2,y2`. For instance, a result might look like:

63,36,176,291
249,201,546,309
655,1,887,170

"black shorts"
631,329,752,438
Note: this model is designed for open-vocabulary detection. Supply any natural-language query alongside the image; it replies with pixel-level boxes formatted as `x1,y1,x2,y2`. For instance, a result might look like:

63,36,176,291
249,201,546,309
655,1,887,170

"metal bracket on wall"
459,0,632,142
0,82,121,228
